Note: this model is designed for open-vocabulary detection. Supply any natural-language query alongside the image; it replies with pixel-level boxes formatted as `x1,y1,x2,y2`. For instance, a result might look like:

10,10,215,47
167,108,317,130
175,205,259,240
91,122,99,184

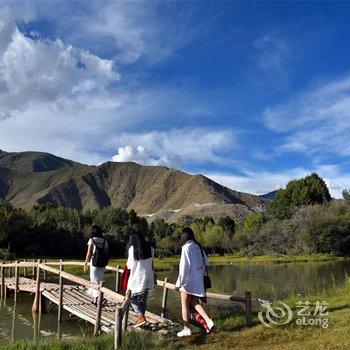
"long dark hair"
126,231,152,260
90,225,103,238
180,227,203,250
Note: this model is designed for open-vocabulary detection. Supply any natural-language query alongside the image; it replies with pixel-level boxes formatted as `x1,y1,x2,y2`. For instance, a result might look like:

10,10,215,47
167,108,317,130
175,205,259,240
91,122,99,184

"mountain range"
0,150,267,222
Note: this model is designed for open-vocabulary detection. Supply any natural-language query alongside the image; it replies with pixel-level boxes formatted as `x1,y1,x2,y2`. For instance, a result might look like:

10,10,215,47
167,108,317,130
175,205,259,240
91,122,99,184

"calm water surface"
1,260,349,343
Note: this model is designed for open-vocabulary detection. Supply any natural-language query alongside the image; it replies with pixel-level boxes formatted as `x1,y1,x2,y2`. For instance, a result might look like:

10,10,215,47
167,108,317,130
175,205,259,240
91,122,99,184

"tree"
204,225,224,253
217,216,235,233
243,212,264,232
0,206,30,251
342,189,350,204
270,173,331,219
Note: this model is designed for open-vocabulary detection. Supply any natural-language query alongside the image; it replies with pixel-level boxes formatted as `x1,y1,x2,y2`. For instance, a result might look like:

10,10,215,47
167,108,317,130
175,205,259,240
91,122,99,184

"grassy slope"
2,279,349,350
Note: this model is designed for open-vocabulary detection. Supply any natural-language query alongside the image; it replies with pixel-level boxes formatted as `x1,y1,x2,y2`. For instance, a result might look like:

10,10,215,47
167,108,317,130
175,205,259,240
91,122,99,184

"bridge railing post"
114,307,122,349
43,260,47,281
122,301,129,333
161,277,169,319
24,259,27,278
32,259,42,313
14,261,19,304
245,291,252,326
115,265,120,292
0,263,5,299
32,259,36,278
94,281,105,336
58,259,64,323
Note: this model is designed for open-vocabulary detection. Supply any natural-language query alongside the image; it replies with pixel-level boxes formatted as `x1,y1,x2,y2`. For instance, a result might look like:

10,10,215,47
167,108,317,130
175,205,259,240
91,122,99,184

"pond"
1,260,349,343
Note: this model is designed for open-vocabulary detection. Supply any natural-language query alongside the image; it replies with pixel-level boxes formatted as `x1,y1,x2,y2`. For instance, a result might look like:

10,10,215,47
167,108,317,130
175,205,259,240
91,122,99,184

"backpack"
91,238,109,267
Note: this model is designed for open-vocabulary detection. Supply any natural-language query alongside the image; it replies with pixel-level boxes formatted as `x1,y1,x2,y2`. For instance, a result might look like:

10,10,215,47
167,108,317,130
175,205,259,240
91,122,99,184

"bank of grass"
4,253,348,276
2,277,349,350
115,253,349,272
52,253,347,276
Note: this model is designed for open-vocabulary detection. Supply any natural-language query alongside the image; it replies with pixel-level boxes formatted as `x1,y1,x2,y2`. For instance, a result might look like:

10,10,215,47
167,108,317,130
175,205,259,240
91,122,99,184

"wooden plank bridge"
0,260,253,349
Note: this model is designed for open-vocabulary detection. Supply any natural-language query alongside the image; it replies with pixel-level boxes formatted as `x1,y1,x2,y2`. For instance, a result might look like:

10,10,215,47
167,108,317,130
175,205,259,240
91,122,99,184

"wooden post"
58,260,64,323
114,307,122,350
161,277,169,319
32,259,41,313
245,291,252,326
93,281,105,336
24,259,27,278
39,291,46,314
32,259,36,278
43,260,47,281
115,265,120,292
0,263,5,299
14,261,19,304
122,303,129,332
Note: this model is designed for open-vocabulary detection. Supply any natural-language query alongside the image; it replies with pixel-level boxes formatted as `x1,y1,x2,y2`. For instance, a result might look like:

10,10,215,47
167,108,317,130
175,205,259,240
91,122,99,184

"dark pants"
130,289,149,315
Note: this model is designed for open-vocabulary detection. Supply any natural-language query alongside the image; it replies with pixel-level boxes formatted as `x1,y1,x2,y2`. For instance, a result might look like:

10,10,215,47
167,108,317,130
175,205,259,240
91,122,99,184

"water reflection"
0,294,91,343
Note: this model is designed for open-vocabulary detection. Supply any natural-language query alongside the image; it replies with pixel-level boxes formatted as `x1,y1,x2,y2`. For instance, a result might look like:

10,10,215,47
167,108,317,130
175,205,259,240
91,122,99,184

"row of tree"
235,173,350,256
0,202,236,258
1,173,349,259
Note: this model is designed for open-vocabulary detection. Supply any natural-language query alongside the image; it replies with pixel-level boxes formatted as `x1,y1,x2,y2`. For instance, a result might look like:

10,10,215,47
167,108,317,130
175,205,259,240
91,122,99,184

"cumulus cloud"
264,73,350,158
109,128,237,168
112,145,182,168
0,6,119,120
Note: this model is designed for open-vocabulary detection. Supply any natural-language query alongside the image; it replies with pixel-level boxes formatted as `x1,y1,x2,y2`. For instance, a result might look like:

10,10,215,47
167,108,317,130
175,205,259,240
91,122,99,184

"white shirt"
126,245,154,294
176,240,209,297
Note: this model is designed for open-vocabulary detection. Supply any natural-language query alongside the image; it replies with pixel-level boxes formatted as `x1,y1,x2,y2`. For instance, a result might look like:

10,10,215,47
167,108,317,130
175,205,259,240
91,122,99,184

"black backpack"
91,238,109,267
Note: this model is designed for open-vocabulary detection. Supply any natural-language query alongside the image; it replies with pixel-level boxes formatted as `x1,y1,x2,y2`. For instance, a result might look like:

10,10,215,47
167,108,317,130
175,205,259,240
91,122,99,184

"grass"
2,277,349,349
4,253,348,276
127,253,348,272
41,253,348,276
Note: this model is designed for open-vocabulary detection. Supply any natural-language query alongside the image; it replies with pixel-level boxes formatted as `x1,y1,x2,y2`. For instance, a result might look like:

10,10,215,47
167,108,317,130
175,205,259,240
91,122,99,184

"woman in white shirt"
176,227,214,337
125,231,154,328
84,225,109,306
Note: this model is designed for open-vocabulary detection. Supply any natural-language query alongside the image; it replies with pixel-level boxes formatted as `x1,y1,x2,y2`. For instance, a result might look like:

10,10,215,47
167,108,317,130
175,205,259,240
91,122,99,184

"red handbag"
190,305,209,332
120,266,130,292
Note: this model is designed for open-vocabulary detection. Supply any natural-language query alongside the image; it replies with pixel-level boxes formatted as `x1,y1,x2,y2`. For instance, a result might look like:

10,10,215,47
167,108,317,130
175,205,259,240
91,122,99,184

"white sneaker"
206,319,214,333
177,328,192,337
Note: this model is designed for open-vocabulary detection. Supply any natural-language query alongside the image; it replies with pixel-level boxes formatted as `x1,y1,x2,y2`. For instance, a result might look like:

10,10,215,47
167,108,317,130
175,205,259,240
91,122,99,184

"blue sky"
0,1,349,197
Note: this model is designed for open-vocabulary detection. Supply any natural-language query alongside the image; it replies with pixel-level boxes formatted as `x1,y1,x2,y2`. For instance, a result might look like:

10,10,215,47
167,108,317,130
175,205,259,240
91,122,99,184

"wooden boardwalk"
0,260,253,349
3,276,165,333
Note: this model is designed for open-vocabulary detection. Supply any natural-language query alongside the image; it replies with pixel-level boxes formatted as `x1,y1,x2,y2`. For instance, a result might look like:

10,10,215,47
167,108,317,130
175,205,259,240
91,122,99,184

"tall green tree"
270,173,331,219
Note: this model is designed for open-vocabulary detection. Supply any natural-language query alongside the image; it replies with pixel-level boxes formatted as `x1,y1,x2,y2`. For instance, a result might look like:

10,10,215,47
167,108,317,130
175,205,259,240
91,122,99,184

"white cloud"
264,73,350,158
37,2,199,65
0,10,119,120
254,35,289,71
110,128,237,168
112,145,182,168
206,164,349,199
0,4,222,165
